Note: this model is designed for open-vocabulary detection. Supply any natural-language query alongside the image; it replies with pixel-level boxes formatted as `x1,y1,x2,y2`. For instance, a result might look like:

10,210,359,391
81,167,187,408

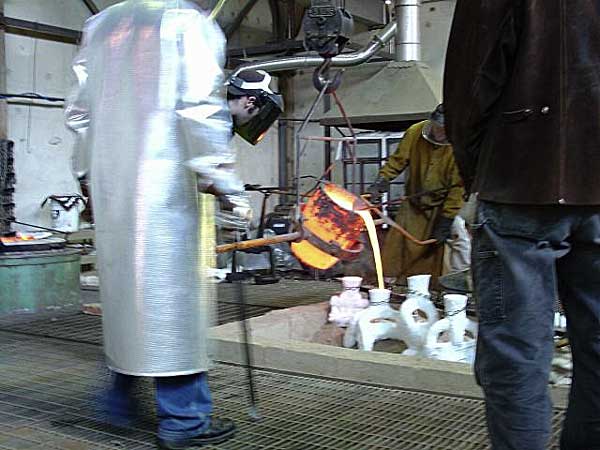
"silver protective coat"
65,0,242,376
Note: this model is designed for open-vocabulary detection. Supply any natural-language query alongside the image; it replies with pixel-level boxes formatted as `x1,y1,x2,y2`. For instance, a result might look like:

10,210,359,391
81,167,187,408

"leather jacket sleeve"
444,0,523,192
442,162,465,219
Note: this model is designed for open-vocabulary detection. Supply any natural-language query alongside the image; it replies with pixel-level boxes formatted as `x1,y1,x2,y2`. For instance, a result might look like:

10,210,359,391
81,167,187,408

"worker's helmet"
226,69,284,145
422,103,450,146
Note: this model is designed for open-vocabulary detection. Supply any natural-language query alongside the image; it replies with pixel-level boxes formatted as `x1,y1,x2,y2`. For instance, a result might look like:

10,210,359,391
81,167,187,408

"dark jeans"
104,371,212,440
472,201,600,450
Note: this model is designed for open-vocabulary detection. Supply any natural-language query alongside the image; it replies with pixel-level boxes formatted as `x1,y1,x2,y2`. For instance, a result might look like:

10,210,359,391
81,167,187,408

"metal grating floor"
0,302,272,346
0,279,565,449
0,335,566,449
0,280,340,345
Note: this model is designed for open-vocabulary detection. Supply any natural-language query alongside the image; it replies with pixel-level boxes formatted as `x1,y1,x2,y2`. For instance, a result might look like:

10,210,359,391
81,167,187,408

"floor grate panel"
0,280,339,346
0,329,565,450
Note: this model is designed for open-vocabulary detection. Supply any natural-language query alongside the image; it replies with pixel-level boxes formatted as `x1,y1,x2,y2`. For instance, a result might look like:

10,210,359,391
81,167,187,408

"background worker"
367,105,465,285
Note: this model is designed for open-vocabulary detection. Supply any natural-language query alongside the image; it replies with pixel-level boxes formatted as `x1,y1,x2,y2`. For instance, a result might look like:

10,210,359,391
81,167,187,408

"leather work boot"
157,417,236,449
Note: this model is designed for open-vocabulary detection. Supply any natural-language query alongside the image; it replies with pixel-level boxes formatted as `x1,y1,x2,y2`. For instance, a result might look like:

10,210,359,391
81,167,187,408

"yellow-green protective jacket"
380,121,464,282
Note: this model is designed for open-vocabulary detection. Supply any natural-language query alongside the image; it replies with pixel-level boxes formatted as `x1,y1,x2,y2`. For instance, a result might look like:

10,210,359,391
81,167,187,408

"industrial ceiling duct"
396,0,421,62
320,0,440,130
230,1,440,131
229,20,397,78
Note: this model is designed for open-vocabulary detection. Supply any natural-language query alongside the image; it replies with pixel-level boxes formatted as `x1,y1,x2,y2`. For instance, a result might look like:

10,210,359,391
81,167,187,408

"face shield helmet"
227,70,284,145
422,103,450,146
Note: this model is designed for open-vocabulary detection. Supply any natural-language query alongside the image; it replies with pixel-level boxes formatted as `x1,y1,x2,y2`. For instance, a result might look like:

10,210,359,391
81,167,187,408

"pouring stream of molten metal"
215,183,429,286
322,184,385,289
356,210,384,289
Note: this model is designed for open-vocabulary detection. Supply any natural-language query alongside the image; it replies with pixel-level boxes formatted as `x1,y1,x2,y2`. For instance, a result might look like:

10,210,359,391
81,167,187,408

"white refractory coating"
424,294,478,364
369,288,392,304
445,295,469,346
341,276,476,364
343,276,441,354
407,274,431,295
343,276,363,290
397,274,439,356
343,288,405,351
328,277,369,327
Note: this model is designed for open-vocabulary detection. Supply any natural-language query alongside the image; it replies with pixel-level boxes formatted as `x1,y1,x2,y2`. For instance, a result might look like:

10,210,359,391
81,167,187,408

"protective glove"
431,215,454,243
365,176,390,204
216,192,253,232
458,193,477,227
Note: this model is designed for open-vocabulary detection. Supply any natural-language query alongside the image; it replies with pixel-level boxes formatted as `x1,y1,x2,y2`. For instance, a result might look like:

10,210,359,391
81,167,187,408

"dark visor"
234,92,284,145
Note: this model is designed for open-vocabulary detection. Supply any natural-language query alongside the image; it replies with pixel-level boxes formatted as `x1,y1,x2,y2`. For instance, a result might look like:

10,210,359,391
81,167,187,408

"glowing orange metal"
0,236,35,243
291,183,367,270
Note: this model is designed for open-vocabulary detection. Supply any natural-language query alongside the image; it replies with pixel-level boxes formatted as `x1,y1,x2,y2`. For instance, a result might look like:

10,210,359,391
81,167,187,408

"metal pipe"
373,208,436,245
11,220,67,235
81,0,100,15
229,21,397,79
2,16,81,44
395,0,421,62
324,90,332,182
300,136,355,142
0,2,7,143
209,0,229,20
330,90,358,193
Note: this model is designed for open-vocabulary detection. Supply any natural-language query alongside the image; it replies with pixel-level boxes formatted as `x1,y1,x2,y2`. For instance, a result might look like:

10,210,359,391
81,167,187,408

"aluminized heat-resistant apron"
65,0,243,376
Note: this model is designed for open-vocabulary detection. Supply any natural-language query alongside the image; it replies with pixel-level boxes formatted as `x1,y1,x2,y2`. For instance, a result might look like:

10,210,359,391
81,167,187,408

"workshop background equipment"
228,185,294,285
0,139,15,237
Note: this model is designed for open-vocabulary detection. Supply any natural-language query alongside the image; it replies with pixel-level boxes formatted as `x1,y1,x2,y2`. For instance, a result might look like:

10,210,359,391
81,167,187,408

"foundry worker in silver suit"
64,1,282,448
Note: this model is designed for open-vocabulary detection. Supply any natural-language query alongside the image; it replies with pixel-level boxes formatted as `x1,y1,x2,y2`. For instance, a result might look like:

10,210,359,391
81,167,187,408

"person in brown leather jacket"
444,2,600,450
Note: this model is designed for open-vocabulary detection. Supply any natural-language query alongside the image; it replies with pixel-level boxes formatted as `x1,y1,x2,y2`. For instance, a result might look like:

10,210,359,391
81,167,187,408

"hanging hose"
358,197,437,246
331,91,359,194
294,81,332,222
10,220,67,235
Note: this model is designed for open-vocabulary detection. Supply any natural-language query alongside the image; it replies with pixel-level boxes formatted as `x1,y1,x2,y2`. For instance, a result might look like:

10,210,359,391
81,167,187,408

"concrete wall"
233,127,280,226
5,0,126,230
421,0,456,82
5,0,88,230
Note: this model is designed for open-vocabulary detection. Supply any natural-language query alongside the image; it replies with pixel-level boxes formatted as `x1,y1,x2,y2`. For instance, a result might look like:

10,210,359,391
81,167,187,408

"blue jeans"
472,201,600,450
105,371,213,440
